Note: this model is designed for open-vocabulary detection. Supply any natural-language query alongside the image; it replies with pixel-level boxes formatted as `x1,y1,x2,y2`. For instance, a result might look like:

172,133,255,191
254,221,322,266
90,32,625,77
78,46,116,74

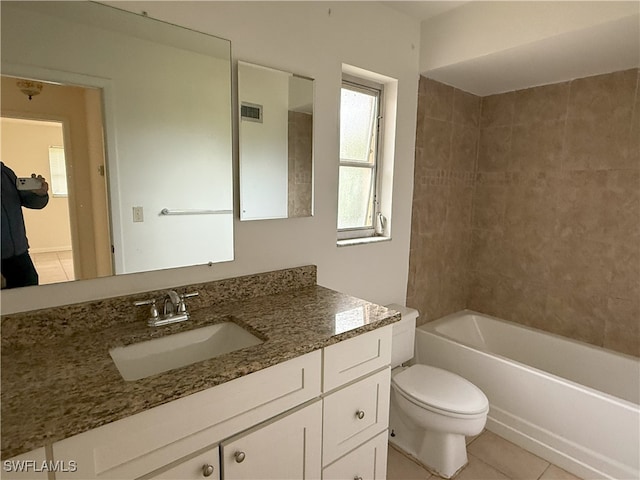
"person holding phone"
1,162,49,288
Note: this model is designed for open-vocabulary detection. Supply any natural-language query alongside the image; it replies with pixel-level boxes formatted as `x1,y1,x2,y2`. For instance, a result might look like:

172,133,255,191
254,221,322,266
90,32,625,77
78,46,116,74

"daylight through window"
337,79,382,239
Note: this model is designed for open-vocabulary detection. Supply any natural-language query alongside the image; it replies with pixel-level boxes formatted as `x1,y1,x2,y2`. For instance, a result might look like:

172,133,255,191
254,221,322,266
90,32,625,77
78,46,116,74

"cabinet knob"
356,410,365,420
354,476,363,480
202,464,215,477
234,451,246,463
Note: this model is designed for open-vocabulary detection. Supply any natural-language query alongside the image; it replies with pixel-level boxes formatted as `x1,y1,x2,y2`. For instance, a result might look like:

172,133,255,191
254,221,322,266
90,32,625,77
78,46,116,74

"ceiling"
383,1,640,95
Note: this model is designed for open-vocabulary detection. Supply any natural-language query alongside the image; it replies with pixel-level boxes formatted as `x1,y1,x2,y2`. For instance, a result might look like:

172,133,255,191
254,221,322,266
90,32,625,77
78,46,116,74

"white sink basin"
109,322,263,381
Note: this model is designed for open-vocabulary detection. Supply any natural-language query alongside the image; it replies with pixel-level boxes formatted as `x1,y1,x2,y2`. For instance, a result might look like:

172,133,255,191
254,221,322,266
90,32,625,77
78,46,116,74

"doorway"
1,75,113,285
0,117,75,284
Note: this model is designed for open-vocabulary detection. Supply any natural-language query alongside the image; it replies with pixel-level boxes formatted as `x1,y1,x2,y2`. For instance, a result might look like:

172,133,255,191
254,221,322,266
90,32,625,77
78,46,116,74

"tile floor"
31,250,75,285
387,431,582,480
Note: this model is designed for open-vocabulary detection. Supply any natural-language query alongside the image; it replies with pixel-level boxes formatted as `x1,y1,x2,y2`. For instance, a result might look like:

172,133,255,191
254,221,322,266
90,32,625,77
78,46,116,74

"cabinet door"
147,446,219,479
323,430,388,480
221,401,321,480
1,448,48,480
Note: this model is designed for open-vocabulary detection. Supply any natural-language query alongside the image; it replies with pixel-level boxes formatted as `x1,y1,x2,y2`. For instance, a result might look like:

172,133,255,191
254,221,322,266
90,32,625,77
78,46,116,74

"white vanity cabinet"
51,351,321,479
221,401,322,479
321,325,392,479
41,324,394,480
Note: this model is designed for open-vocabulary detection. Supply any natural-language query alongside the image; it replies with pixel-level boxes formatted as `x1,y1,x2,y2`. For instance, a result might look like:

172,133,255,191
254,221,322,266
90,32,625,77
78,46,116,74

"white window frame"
337,75,384,241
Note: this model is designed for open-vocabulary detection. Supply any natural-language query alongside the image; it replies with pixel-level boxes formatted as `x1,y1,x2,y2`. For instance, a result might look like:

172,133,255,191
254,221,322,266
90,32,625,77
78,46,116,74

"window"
337,77,383,240
48,146,68,197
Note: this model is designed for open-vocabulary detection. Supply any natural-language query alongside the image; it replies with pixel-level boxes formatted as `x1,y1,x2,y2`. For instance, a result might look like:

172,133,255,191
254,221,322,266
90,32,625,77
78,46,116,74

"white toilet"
386,304,489,479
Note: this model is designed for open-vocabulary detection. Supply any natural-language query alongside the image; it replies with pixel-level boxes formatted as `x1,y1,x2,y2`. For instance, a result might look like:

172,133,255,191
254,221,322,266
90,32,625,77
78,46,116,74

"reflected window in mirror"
0,2,234,289
238,61,314,221
48,146,69,198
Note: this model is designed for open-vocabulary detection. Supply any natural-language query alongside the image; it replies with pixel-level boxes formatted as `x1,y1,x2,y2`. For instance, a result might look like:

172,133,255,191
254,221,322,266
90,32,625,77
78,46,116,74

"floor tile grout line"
471,430,553,480
537,463,552,480
389,430,580,480
388,442,433,478
465,429,486,447
467,452,518,480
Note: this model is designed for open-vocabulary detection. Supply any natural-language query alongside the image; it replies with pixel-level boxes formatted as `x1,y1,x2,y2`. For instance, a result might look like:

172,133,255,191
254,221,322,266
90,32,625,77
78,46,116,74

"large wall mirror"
238,61,313,221
0,1,233,288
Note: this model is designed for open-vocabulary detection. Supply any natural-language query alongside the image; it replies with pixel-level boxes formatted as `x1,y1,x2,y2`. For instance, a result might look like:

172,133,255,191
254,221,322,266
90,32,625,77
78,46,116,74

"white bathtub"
415,310,640,480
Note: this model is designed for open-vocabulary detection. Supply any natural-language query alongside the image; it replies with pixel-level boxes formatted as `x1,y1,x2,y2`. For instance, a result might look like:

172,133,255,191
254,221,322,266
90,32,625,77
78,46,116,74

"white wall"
239,63,289,220
110,50,234,273
1,1,420,314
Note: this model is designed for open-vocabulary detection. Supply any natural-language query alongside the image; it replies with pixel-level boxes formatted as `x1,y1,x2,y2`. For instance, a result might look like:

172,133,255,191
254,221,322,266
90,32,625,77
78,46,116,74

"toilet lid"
392,365,488,415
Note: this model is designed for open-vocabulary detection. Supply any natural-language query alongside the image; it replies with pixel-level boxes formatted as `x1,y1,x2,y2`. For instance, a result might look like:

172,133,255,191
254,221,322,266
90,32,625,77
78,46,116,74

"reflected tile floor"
31,250,75,285
387,431,582,480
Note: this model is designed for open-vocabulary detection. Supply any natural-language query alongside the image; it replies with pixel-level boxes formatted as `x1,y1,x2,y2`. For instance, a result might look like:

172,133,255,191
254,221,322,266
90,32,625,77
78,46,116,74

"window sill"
337,236,391,247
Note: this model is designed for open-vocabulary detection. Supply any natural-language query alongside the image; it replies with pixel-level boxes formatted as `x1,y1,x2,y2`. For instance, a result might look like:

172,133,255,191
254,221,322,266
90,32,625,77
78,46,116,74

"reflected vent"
241,102,263,123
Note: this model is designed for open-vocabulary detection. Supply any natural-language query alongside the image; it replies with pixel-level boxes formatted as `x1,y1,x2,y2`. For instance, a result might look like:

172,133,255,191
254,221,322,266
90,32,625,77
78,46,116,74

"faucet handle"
177,291,199,314
134,298,159,320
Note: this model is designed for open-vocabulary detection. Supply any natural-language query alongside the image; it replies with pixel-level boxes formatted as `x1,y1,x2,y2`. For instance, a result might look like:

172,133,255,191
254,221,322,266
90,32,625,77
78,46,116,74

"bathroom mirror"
0,1,233,286
238,61,313,221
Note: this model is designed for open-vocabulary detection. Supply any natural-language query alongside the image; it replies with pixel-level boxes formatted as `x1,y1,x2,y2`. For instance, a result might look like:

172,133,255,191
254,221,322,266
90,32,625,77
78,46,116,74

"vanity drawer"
322,430,388,480
322,368,390,466
323,325,392,392
52,350,321,479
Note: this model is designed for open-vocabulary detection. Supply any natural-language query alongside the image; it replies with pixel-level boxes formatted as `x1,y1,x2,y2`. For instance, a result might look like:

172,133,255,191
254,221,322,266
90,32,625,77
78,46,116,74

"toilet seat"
392,365,488,416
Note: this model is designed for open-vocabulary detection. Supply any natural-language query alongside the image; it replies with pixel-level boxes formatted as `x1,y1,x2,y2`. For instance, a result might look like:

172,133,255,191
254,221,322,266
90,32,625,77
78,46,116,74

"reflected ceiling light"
16,79,44,100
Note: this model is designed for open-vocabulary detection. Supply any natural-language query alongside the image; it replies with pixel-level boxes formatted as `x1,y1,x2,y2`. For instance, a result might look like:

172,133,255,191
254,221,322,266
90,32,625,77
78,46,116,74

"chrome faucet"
163,290,180,317
134,290,199,327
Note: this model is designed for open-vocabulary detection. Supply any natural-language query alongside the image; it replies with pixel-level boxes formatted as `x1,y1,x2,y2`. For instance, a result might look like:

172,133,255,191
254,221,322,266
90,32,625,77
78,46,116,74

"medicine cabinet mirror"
238,61,314,221
0,1,234,291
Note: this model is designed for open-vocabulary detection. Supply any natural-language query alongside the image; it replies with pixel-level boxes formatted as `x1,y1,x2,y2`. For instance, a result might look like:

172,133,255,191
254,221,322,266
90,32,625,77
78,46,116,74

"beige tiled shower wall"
408,69,640,357
407,77,481,323
288,110,313,217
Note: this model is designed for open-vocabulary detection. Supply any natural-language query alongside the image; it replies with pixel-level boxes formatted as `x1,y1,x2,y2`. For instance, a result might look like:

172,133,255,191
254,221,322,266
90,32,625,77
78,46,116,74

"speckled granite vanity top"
1,266,399,459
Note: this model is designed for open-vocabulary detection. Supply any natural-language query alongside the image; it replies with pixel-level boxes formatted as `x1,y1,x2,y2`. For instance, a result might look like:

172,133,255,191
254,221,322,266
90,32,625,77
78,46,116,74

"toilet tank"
386,304,419,368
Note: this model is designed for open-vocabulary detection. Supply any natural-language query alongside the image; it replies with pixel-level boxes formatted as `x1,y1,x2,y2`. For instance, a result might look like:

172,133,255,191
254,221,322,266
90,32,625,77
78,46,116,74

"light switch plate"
132,206,144,222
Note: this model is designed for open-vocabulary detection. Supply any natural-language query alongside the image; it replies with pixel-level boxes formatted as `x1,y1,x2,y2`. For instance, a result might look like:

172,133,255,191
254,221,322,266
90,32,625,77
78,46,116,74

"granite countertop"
1,285,399,459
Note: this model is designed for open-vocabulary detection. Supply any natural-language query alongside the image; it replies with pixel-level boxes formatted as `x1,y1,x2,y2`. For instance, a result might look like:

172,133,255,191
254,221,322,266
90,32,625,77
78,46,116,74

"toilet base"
389,403,470,479
419,430,469,478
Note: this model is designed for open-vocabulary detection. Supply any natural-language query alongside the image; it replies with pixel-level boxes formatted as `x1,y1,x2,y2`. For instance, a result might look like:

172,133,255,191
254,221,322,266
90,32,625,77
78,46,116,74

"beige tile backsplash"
408,69,640,357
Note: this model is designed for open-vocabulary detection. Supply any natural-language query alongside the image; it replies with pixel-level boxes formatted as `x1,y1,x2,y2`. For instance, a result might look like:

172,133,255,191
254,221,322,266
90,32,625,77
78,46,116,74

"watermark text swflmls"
3,460,78,473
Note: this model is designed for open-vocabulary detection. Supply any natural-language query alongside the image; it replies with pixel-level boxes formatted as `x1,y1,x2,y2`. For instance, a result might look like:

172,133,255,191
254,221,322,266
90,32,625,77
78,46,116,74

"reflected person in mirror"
1,162,49,289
